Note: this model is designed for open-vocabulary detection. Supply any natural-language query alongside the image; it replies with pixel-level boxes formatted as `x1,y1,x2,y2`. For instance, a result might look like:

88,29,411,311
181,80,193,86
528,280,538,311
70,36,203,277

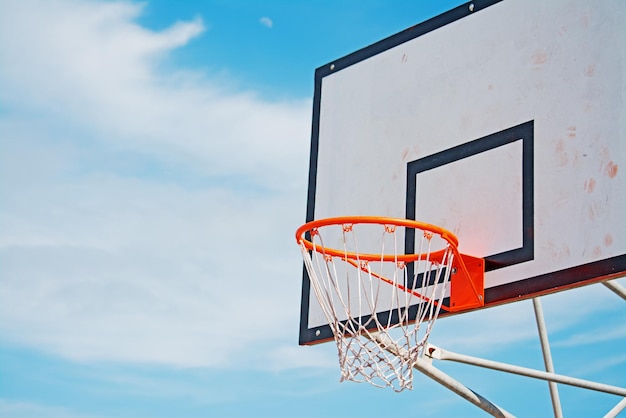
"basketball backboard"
300,0,626,345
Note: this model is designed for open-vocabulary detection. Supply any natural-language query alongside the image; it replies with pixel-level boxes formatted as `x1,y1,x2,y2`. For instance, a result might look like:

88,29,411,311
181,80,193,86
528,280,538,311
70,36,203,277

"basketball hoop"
296,216,484,391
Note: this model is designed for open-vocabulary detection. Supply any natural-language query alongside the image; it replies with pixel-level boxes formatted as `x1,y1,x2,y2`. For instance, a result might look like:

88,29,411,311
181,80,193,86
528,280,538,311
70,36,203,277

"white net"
299,219,455,392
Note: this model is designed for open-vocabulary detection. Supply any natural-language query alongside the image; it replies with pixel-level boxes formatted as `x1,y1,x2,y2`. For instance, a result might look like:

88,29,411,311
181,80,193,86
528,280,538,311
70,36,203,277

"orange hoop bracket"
296,216,484,312
449,253,484,311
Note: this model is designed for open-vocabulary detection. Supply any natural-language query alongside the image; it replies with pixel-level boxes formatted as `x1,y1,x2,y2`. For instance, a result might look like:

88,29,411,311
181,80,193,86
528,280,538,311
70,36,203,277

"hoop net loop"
296,216,484,392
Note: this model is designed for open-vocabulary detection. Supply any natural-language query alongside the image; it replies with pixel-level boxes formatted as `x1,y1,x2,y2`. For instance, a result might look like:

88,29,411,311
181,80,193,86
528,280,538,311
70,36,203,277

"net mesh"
299,220,455,392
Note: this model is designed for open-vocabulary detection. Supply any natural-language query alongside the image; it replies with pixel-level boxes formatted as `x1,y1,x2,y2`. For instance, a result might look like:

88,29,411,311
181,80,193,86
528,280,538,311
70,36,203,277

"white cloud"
565,352,626,378
0,0,310,369
554,324,626,347
264,344,337,371
0,0,307,185
259,16,273,28
0,399,105,418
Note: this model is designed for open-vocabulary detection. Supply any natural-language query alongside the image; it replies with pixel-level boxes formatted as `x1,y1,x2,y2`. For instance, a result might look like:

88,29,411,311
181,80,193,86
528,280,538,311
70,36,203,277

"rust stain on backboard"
555,139,569,167
532,50,548,68
584,177,596,193
567,126,577,139
605,161,618,178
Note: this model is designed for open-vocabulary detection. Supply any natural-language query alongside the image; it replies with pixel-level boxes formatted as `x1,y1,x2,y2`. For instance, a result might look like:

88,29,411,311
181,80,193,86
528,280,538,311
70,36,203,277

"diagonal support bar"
426,344,626,397
604,397,626,418
603,279,626,301
367,333,515,417
412,357,516,418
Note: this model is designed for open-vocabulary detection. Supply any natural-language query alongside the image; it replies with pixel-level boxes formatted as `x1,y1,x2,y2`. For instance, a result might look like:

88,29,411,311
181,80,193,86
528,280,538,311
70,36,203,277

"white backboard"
300,0,626,345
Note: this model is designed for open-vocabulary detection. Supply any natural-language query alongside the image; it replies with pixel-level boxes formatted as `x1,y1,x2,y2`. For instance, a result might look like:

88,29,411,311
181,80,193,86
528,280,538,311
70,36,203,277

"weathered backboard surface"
300,0,626,345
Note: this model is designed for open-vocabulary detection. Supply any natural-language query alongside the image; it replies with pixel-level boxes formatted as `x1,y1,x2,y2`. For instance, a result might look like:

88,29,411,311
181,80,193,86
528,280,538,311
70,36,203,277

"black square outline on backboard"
405,120,535,273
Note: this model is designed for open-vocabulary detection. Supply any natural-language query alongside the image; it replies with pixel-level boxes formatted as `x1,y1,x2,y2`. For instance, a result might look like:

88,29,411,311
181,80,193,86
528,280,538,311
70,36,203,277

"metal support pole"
532,297,563,418
604,397,626,418
413,357,516,418
367,333,515,417
603,279,626,301
427,344,626,396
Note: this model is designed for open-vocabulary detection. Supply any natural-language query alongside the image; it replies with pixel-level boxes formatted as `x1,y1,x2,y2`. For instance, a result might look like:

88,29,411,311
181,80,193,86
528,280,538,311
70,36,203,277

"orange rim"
295,216,460,263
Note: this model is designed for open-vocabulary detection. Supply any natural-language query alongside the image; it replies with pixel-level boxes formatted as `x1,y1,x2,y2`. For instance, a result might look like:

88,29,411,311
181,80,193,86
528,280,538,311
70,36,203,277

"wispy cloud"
259,16,273,28
553,323,626,347
0,0,310,369
0,399,105,418
264,344,337,371
564,352,626,378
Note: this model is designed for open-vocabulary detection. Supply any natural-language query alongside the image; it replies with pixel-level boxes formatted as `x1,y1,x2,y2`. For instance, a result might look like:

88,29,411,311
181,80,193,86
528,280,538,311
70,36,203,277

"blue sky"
0,0,624,417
